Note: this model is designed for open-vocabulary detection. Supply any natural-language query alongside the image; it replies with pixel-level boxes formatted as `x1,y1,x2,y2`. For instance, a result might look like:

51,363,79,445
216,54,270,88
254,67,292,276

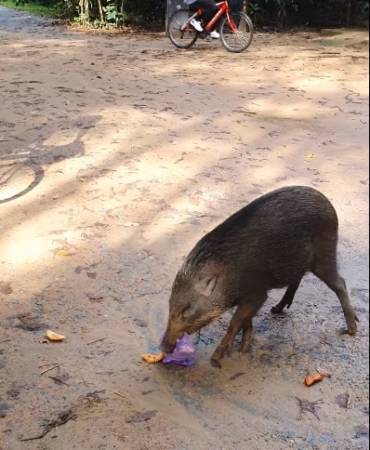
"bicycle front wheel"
168,10,199,49
220,12,254,53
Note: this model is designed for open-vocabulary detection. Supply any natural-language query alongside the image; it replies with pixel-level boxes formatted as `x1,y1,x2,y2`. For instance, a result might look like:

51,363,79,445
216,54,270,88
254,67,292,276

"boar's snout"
160,337,176,354
160,320,183,353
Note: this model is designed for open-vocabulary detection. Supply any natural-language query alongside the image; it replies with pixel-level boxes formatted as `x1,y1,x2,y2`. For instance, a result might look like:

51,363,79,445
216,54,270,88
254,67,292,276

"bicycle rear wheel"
168,10,199,49
220,12,254,53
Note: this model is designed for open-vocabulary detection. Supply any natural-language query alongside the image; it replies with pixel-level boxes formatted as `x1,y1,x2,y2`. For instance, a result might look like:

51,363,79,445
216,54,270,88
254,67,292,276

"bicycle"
168,1,254,53
0,157,44,205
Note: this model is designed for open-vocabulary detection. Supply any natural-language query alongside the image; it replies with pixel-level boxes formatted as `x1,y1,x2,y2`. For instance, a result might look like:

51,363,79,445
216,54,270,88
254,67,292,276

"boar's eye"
181,305,192,318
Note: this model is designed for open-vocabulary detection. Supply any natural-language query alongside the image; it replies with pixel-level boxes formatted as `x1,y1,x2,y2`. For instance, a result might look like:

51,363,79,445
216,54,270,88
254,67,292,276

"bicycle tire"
220,12,254,53
168,9,199,49
0,160,44,204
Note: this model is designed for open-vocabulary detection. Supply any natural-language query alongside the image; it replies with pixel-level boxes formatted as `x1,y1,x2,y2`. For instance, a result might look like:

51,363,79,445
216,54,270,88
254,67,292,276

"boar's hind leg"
271,278,302,314
314,265,359,335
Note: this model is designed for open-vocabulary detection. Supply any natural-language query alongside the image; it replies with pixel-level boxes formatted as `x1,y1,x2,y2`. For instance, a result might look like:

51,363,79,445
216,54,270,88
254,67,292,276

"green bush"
249,0,369,27
4,0,369,28
121,0,165,25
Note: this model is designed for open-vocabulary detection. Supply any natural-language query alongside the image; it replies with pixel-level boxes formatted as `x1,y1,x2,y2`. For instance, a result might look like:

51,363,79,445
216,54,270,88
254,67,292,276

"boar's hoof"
240,340,252,354
239,325,253,353
271,305,283,314
346,313,359,335
210,357,222,369
347,324,358,336
339,324,358,336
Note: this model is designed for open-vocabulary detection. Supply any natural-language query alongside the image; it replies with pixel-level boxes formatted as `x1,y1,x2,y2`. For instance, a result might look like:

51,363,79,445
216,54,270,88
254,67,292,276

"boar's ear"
195,275,218,297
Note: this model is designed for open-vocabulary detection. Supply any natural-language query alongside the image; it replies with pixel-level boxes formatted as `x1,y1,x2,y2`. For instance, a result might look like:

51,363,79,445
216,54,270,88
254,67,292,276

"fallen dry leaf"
296,397,322,420
142,352,164,364
123,222,140,228
304,369,330,387
45,330,66,342
55,249,73,257
354,424,369,439
336,393,350,409
305,372,325,386
126,410,157,424
17,314,47,332
305,153,316,160
0,282,13,295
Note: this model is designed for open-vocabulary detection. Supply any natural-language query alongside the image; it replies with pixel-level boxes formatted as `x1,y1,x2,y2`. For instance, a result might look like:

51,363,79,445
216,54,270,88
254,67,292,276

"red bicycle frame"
196,1,238,33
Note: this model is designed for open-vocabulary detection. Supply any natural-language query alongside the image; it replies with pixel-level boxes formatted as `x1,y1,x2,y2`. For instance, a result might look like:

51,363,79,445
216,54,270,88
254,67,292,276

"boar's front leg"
211,305,254,368
240,317,253,353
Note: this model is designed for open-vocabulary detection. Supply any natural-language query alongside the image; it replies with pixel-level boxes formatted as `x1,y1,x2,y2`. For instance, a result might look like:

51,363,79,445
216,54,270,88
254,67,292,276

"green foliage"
360,0,369,16
0,0,63,16
122,0,165,24
1,0,368,28
249,0,369,27
104,1,124,26
61,0,78,18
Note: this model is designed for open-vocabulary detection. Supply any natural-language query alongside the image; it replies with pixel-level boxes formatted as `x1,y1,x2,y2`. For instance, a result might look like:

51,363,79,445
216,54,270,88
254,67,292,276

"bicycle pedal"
199,32,212,41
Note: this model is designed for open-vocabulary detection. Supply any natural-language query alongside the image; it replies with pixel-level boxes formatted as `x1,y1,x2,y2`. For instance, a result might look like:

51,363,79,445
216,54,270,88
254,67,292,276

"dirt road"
0,6,369,449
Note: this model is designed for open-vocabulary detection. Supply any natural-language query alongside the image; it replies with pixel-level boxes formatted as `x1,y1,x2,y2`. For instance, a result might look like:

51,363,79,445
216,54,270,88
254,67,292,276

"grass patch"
0,0,62,17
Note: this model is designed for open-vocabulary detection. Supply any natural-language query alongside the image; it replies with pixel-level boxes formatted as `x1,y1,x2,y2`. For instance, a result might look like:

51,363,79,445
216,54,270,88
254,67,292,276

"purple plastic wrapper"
162,333,196,367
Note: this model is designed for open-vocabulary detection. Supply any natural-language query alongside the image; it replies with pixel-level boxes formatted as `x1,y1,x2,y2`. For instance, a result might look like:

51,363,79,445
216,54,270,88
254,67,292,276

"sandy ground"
0,6,369,450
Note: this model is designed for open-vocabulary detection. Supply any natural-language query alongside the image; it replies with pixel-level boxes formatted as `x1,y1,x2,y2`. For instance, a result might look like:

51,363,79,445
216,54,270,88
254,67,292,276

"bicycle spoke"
169,10,198,49
220,12,253,53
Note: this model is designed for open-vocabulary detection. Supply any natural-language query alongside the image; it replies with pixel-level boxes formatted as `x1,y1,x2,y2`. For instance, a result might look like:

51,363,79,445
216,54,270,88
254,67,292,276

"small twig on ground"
229,372,246,381
86,337,106,346
19,433,48,442
19,409,77,442
114,391,126,400
48,376,69,386
316,367,331,378
40,364,60,376
136,290,163,298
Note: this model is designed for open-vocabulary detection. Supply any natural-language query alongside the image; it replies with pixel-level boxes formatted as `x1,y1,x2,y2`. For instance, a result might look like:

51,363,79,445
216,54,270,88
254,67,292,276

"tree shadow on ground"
0,17,368,450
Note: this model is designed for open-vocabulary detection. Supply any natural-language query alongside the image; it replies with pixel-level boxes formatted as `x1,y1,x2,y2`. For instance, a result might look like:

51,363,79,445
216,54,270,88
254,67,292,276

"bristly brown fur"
162,186,358,362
